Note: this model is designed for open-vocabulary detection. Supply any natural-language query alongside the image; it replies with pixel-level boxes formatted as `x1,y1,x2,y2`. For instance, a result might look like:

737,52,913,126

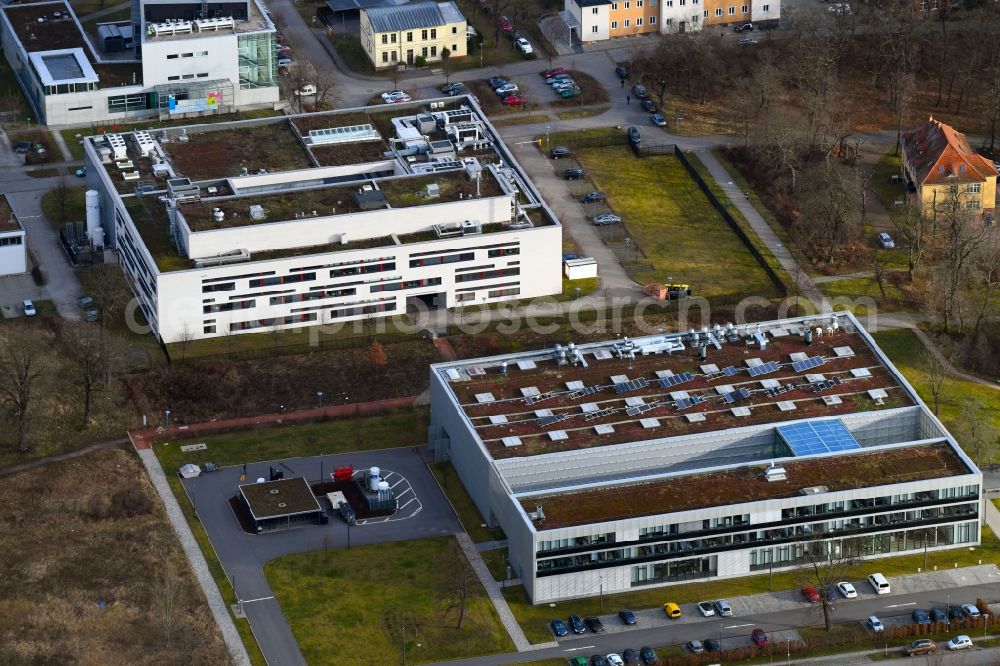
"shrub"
107,486,154,518
414,55,427,67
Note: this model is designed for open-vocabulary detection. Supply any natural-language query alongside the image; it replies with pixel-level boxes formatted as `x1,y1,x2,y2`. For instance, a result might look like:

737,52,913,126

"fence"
673,147,789,296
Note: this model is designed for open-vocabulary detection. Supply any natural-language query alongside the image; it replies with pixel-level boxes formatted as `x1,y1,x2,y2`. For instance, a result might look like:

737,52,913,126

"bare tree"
61,323,109,426
176,324,195,361
924,348,946,416
437,537,477,629
799,160,862,263
968,229,1000,339
0,329,45,452
154,560,185,647
871,251,889,302
892,201,934,282
440,47,452,84
956,396,996,463
803,538,864,632
49,178,74,224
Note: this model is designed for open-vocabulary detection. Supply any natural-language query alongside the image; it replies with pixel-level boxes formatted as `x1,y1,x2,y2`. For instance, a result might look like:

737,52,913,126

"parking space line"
398,497,416,512
390,478,405,489
394,487,412,499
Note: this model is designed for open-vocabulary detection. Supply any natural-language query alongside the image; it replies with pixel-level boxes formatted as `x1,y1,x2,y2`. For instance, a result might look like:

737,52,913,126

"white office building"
0,0,278,127
83,97,562,343
0,195,27,276
428,312,981,603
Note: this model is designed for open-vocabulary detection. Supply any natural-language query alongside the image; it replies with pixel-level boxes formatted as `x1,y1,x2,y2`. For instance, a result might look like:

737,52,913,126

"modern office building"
0,195,28,276
0,0,278,127
428,312,982,603
83,97,561,343
359,1,467,69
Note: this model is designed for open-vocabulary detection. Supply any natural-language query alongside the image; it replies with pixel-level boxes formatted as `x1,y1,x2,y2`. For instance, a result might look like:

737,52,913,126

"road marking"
563,646,595,652
241,596,275,604
725,623,754,629
390,478,406,489
397,497,416,511
886,602,916,608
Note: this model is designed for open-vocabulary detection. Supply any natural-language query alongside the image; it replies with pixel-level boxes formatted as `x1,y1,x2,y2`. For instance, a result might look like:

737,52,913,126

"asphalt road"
181,447,462,666
433,576,1000,666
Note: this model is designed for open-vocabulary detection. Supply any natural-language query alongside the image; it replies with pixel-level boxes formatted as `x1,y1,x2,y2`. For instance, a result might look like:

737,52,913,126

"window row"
167,73,209,81
166,51,208,59
371,277,442,292
331,262,395,278
230,313,317,331
0,236,23,246
410,252,473,268
270,288,356,304
455,267,520,283
250,272,316,288
203,299,254,313
379,28,438,44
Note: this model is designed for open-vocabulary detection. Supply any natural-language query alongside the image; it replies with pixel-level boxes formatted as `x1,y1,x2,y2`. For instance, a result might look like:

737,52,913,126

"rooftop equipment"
764,465,788,482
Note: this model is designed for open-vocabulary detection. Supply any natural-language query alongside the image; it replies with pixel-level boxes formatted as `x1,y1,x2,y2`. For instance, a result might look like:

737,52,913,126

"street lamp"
164,409,171,426
984,613,990,641
599,574,604,613
545,124,551,147
316,390,324,408
624,237,631,264
785,638,791,665
479,42,483,69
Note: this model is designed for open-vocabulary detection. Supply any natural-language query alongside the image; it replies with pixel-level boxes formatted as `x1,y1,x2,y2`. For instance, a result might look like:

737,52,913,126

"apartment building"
564,0,777,40
83,98,561,343
359,1,467,69
428,312,981,603
0,0,278,127
0,195,27,276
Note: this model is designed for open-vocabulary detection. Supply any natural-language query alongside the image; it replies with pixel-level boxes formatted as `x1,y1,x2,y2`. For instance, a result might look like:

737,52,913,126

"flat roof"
0,194,21,233
521,443,970,529
239,477,322,519
142,0,272,41
442,324,912,459
29,49,98,86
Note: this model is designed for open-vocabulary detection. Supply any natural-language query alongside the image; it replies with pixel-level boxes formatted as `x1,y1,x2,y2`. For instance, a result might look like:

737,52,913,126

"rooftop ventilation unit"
193,248,250,267
194,16,234,32
249,204,265,220
149,20,193,36
764,465,788,482
799,485,829,495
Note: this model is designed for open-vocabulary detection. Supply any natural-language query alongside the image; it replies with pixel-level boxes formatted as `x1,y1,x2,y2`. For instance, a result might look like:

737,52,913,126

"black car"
704,638,722,653
441,81,464,94
631,84,648,98
640,98,656,113
622,648,639,665
584,616,604,633
912,608,931,625
640,646,658,665
615,65,629,79
930,608,947,623
550,146,573,159
581,191,606,203
569,614,586,634
627,126,641,144
619,609,637,625
487,75,508,88
948,606,965,620
590,655,609,666
564,167,585,180
14,141,30,154
550,619,568,637
734,22,753,32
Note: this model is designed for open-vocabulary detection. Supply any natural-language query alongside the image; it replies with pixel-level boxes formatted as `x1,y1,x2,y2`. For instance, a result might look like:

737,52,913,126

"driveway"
181,447,462,666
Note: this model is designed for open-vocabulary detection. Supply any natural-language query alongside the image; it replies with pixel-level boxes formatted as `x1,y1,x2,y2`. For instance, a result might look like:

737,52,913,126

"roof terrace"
520,443,969,529
443,326,913,459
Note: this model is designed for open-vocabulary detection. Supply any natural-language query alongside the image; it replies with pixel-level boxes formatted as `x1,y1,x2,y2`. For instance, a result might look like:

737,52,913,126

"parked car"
930,608,948,623
697,601,716,617
559,87,582,98
948,606,965,621
381,90,411,104
903,639,936,656
867,573,891,594
715,599,733,616
550,619,569,637
22,300,35,317
77,295,95,309
867,615,884,632
651,113,666,127
542,67,568,78
487,75,508,88
622,648,638,665
14,141,30,154
947,635,973,651
498,15,513,31
276,56,294,67
552,81,577,91
801,586,820,603
606,654,624,666
739,36,758,46
569,614,586,634
631,84,648,98
878,231,895,249
295,83,316,96
663,602,682,619
515,37,533,54
550,146,573,159
444,83,468,96
75,166,87,177
466,25,478,39
441,82,465,94
912,608,931,625
581,191,607,203
837,582,857,598
704,638,721,652
627,126,641,144
618,609,637,625
962,604,982,618
615,65,629,79
571,657,588,666
547,75,573,85
640,98,656,113
502,94,527,106
751,628,769,647
734,21,754,31
565,167,585,180
495,83,519,95
639,646,658,665
590,656,609,666
593,213,622,225
585,617,605,633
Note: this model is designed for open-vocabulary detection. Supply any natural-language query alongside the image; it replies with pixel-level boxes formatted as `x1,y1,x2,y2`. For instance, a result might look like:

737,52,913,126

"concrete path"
0,437,129,478
49,129,73,162
455,532,541,653
813,271,873,285
135,447,252,666
476,539,509,552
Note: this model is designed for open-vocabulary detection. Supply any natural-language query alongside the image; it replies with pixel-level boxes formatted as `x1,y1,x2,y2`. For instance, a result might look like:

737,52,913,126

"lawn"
557,107,609,120
505,526,1000,644
430,462,506,543
872,328,1000,465
265,536,514,664
821,277,910,313
869,151,907,223
153,408,429,472
574,145,781,302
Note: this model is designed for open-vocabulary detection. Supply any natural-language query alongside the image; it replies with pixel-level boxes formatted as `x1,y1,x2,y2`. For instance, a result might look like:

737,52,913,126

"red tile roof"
901,117,997,186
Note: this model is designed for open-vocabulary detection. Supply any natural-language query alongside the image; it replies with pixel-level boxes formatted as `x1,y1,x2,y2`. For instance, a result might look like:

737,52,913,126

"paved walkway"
0,437,129,478
475,539,509,552
135,447,251,666
813,271,873,285
49,128,73,162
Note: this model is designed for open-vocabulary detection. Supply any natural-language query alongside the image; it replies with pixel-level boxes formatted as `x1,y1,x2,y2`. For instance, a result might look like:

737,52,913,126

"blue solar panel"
721,366,740,377
659,372,694,388
748,361,781,377
791,356,825,373
777,419,860,457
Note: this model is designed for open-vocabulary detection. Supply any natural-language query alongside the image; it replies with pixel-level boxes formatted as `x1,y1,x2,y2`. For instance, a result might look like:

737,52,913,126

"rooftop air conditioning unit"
799,485,828,496
764,466,787,482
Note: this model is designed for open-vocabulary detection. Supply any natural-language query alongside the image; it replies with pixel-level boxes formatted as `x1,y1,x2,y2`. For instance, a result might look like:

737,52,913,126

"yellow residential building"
360,1,466,69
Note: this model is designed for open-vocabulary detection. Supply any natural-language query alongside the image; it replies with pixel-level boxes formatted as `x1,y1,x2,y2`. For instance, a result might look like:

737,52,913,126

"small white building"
563,256,596,280
0,195,27,276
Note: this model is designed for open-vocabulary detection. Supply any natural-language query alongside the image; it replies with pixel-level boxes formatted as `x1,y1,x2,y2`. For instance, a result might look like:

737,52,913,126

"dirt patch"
310,140,390,166
0,448,228,663
164,122,312,179
128,339,437,422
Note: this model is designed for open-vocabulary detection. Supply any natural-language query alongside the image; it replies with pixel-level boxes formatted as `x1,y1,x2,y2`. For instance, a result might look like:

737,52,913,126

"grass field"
153,408,429,472
574,146,781,302
430,462,506,543
266,536,514,664
506,526,1000,644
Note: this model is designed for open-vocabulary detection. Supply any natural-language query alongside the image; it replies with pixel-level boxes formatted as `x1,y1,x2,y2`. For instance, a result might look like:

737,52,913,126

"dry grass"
164,123,312,180
0,448,229,664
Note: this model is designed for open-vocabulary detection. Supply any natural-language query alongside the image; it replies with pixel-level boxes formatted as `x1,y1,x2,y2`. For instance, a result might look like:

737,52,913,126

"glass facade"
237,32,277,90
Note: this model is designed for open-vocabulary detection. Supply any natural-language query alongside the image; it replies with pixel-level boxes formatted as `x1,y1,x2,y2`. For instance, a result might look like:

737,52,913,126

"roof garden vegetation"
0,194,20,232
6,3,85,51
523,443,968,529
309,141,390,167
125,196,189,272
163,121,313,180
241,477,319,518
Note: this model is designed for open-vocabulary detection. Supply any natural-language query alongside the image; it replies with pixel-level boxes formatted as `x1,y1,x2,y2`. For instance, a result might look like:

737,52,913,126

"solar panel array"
765,383,796,398
538,413,571,428
675,395,704,410
626,403,660,417
810,377,843,393
791,356,826,373
721,366,740,377
777,420,861,457
524,391,558,406
568,386,600,399
747,361,781,377
614,377,650,394
585,407,617,422
659,372,694,389
722,388,751,404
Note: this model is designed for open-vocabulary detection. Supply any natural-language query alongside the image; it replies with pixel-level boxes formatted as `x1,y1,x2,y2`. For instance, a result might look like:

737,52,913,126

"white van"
867,573,891,595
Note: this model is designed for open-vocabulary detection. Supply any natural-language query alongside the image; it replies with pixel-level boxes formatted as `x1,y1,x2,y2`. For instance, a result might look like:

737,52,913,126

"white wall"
141,33,239,87
0,231,27,275
751,0,780,23
230,160,401,193
659,4,704,33
567,0,611,41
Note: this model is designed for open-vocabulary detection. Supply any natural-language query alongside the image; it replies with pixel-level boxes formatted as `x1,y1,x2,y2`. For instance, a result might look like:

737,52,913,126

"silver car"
593,214,621,226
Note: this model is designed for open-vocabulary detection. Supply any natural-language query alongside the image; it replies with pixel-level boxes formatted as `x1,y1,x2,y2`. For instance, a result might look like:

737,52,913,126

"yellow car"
663,602,682,619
